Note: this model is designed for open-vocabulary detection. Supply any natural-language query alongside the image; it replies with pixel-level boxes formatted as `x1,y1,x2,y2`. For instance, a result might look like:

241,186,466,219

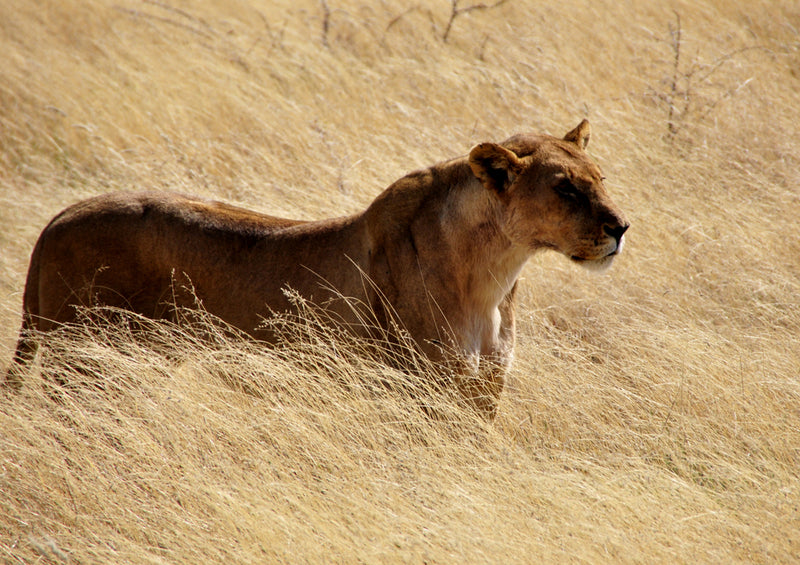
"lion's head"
469,120,629,270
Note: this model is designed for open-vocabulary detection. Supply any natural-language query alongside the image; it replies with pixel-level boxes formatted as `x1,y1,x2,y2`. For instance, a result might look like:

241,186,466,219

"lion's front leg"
450,352,509,421
462,290,516,420
459,367,505,420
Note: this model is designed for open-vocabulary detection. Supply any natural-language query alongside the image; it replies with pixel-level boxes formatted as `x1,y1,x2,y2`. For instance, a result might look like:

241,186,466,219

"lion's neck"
441,178,530,312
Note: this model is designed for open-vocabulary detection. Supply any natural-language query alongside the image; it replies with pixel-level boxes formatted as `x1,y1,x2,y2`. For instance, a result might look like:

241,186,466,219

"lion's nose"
603,223,629,244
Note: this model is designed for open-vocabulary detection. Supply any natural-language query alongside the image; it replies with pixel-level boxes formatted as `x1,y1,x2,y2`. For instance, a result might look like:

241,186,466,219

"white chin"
586,256,615,272
572,254,616,272
573,236,624,272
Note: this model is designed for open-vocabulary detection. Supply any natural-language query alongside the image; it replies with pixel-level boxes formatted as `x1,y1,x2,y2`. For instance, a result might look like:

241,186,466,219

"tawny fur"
5,121,628,418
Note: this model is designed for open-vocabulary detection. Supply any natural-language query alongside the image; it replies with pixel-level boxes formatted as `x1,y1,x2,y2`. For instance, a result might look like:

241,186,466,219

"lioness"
5,120,628,418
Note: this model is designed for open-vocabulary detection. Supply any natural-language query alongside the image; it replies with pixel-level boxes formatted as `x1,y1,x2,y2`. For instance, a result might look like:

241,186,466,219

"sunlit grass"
2,0,799,562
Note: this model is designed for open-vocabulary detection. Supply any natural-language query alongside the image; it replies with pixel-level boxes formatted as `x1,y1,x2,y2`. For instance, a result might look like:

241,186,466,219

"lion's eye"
554,179,579,199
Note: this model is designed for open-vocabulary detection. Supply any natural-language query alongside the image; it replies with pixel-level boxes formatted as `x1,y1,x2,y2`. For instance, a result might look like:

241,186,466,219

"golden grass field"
2,0,799,562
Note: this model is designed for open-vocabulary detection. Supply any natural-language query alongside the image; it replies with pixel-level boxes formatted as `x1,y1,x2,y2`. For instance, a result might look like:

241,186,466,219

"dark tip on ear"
564,119,591,150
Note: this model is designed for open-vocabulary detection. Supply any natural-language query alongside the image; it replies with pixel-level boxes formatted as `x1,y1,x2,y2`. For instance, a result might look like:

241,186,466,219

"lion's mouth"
571,248,618,263
571,238,624,263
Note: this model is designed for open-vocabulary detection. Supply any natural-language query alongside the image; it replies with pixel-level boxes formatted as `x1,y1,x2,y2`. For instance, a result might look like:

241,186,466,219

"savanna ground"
1,0,799,562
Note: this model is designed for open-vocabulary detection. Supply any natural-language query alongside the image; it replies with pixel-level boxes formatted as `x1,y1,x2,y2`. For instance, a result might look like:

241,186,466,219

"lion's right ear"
563,119,591,150
469,143,523,194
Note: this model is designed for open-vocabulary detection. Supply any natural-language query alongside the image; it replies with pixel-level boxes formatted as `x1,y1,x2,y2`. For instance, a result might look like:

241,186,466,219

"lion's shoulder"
363,156,475,235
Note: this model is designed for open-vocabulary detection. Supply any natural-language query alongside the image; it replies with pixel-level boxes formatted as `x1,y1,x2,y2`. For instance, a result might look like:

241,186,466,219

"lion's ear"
469,143,523,194
563,119,591,150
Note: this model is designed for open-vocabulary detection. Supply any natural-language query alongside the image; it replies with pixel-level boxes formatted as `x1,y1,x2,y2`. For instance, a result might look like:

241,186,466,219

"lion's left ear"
563,119,591,150
469,143,523,194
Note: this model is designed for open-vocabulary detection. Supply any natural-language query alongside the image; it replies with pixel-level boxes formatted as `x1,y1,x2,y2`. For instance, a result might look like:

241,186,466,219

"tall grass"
2,0,799,562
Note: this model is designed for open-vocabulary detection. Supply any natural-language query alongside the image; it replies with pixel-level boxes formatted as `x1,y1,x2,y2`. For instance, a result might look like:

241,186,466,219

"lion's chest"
461,307,513,371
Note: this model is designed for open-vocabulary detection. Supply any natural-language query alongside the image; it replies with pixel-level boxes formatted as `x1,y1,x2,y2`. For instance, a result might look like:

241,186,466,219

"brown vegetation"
1,0,799,562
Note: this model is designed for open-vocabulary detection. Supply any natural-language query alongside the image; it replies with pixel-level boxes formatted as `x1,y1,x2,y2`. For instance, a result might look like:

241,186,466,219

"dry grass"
2,0,799,562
